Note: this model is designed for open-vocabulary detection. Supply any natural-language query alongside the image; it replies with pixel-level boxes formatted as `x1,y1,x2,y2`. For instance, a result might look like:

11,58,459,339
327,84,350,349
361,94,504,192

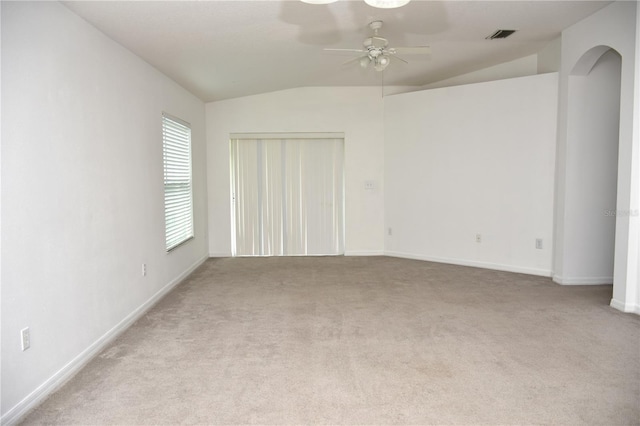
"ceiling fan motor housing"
363,36,389,49
364,35,388,61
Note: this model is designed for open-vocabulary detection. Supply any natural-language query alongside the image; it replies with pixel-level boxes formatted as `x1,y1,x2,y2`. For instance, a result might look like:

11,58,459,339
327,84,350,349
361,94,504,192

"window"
162,113,193,251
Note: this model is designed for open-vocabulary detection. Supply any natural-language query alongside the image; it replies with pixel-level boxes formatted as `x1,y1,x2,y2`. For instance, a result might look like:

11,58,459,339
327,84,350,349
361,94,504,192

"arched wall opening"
555,46,622,288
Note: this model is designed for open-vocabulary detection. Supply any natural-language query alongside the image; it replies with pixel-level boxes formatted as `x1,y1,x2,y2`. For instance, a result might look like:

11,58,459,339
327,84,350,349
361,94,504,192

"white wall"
0,1,3,416
538,37,562,74
384,73,558,276
420,55,538,90
558,50,621,284
206,87,385,257
635,0,640,312
1,2,208,422
554,0,639,313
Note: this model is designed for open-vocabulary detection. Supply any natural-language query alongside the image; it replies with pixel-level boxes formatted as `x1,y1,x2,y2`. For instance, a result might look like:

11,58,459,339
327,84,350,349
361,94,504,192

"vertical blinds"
163,113,194,251
231,137,344,256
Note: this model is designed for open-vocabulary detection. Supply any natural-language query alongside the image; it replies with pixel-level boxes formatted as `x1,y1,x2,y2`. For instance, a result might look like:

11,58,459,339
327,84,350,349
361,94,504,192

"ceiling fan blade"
342,56,365,66
324,48,367,55
388,46,431,55
390,55,408,64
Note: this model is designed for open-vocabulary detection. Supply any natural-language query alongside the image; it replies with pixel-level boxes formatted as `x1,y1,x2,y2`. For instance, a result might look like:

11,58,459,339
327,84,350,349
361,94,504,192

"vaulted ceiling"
63,0,612,102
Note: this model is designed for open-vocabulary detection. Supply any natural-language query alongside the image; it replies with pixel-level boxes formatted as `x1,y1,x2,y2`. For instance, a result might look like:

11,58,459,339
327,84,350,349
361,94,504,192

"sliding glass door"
231,135,344,256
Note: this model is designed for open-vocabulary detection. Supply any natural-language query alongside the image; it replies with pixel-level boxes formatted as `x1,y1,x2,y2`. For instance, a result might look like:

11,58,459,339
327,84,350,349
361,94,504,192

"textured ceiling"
63,0,612,102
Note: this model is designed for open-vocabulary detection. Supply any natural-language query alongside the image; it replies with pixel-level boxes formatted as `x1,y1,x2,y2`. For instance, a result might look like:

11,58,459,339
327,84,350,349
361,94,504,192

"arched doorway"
555,46,622,288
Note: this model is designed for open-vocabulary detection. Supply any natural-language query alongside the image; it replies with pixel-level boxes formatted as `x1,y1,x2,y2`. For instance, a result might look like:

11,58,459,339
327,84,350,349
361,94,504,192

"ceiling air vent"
486,29,517,40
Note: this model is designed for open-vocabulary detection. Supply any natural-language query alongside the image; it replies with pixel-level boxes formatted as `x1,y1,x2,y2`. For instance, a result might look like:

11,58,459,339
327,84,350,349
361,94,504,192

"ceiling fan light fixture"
374,55,390,71
359,56,371,68
364,0,410,9
300,0,338,4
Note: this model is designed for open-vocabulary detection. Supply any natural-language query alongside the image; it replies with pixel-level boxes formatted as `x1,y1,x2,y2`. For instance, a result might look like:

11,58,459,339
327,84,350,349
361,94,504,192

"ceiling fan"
324,20,431,72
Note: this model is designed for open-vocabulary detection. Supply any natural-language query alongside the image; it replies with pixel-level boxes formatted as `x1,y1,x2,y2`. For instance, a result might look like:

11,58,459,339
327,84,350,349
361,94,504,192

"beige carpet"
22,256,640,425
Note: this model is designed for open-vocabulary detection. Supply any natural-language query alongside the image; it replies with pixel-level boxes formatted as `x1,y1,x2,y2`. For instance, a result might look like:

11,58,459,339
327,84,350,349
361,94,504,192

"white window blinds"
162,113,194,251
230,136,344,257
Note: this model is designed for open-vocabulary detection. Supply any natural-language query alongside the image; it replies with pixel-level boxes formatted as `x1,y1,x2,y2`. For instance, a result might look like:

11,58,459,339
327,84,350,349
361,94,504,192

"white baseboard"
384,251,552,277
215,252,385,257
552,275,613,285
1,255,208,426
209,252,232,258
345,250,385,256
610,298,640,314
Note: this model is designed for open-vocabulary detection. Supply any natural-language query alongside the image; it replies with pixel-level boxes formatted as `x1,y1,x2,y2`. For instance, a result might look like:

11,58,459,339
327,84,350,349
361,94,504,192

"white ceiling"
63,0,612,102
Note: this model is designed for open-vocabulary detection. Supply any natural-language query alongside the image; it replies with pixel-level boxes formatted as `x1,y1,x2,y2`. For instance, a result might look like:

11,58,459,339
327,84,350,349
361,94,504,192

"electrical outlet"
21,327,30,351
142,263,147,277
476,234,482,243
536,238,543,249
388,227,392,236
